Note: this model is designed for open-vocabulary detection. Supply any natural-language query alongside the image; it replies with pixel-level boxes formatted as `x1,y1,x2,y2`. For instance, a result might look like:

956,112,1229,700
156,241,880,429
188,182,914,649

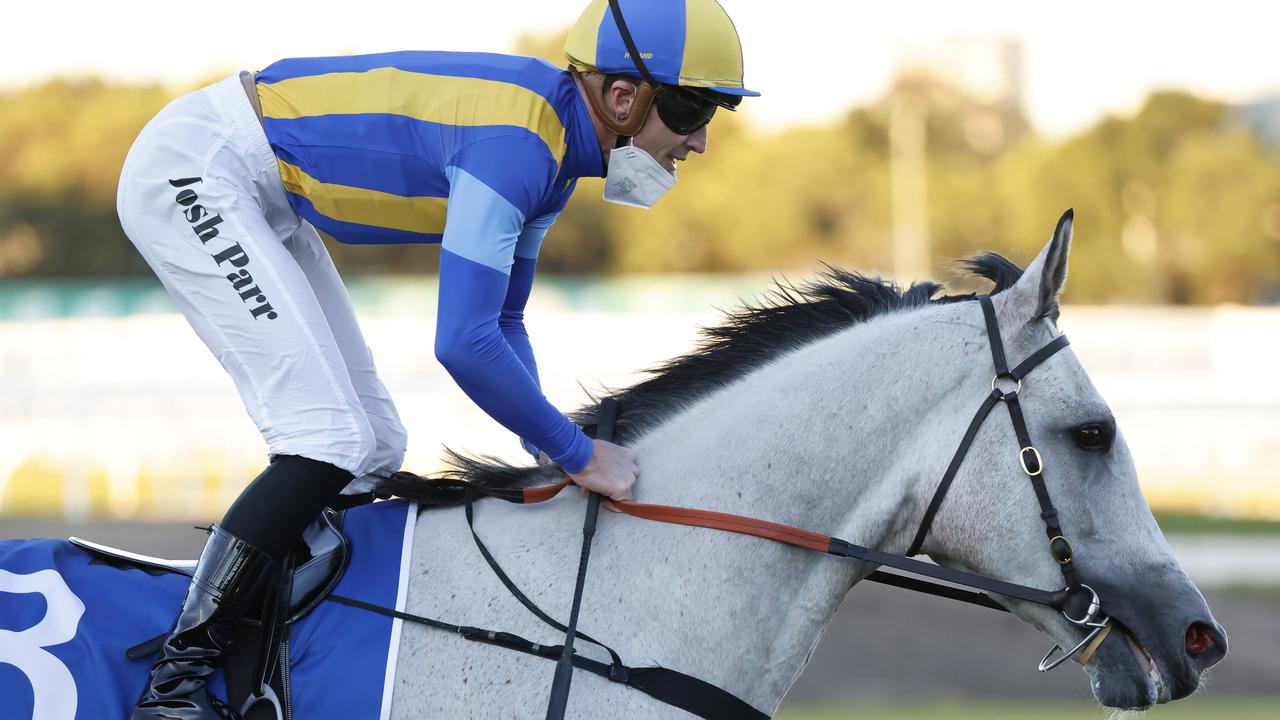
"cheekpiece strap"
978,296,1009,375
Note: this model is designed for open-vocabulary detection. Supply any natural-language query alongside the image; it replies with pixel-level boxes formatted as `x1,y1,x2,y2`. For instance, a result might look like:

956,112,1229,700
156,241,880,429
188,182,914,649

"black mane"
379,253,1024,505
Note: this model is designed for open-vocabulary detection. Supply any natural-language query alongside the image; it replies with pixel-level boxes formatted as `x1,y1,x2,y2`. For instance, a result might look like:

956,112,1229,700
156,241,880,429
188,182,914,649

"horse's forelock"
957,253,1025,294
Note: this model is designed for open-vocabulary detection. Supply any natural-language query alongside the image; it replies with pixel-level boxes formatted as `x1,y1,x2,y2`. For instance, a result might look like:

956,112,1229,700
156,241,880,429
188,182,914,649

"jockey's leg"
125,461,354,720
283,221,408,491
219,455,354,558
117,73,378,719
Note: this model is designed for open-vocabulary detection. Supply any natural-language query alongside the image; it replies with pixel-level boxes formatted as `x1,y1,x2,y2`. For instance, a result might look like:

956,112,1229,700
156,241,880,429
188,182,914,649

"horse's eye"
1072,423,1112,452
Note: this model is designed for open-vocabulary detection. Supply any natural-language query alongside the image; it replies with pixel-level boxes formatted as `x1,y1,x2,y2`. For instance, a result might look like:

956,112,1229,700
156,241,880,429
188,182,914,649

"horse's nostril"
1185,622,1215,656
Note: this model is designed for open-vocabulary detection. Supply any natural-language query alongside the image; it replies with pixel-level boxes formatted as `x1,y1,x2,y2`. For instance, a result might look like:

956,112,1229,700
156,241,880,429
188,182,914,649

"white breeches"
115,73,406,481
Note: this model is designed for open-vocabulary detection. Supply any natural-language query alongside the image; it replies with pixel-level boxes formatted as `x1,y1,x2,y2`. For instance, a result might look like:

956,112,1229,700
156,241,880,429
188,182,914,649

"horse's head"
914,211,1227,709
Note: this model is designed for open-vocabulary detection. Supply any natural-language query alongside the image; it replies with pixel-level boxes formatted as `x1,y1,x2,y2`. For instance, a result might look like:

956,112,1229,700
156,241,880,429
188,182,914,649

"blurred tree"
0,79,172,277
512,27,571,66
991,92,1280,303
0,54,1276,305
0,78,171,196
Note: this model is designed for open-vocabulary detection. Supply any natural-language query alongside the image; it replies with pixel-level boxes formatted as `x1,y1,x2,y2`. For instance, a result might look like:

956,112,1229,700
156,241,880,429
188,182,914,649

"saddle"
70,506,354,720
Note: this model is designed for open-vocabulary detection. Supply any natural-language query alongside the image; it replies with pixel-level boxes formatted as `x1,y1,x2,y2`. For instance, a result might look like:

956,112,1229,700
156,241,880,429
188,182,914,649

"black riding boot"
130,524,275,719
131,455,354,718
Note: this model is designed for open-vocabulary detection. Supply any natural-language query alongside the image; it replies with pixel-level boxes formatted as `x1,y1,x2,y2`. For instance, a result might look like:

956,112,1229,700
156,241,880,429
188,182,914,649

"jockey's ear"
605,76,639,123
1003,208,1073,327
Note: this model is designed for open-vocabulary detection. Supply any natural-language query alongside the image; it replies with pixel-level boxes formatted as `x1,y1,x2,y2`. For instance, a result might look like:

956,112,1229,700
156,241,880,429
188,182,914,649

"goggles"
653,85,740,136
601,0,742,137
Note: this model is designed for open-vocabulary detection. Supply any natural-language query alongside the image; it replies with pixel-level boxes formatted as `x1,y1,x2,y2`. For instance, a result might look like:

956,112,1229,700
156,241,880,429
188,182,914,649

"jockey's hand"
569,439,637,501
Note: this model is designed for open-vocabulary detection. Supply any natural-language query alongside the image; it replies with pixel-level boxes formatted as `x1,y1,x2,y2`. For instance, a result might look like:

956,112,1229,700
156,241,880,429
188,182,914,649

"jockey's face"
632,101,708,173
604,78,709,173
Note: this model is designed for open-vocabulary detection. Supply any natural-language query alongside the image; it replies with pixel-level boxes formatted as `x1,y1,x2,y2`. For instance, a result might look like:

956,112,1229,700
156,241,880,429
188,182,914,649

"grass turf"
776,697,1280,719
1152,512,1280,535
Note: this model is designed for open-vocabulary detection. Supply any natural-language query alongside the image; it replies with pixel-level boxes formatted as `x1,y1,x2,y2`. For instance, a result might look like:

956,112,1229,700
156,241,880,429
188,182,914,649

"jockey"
115,0,756,717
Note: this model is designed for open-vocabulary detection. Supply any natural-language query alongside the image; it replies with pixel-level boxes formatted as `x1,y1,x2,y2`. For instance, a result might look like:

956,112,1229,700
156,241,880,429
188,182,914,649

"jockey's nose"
688,124,708,155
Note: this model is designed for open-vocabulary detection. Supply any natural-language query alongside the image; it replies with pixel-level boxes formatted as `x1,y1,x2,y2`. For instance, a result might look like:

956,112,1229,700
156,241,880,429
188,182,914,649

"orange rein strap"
520,477,576,504
509,474,1064,612
518,475,833,554
605,499,833,553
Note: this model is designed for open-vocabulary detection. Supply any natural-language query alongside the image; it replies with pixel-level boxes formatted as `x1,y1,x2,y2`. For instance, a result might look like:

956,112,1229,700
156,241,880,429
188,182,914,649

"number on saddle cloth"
0,538,193,719
0,500,410,720
0,568,84,720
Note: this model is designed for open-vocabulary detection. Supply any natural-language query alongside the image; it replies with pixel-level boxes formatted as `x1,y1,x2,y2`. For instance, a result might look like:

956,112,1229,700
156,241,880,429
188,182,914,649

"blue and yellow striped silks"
564,0,759,97
255,51,603,245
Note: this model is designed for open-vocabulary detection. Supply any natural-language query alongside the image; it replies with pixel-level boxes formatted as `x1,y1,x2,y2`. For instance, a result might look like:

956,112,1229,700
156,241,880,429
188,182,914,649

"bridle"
355,294,1114,720
906,295,1111,671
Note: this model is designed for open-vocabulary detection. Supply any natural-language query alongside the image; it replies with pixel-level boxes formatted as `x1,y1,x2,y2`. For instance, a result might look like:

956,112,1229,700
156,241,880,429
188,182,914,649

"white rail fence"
1,277,1277,520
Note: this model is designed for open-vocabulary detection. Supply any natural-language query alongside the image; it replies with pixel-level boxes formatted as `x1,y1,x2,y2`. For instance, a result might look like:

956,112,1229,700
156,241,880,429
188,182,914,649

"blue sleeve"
434,139,592,472
501,256,540,391
500,213,558,387
504,215,558,457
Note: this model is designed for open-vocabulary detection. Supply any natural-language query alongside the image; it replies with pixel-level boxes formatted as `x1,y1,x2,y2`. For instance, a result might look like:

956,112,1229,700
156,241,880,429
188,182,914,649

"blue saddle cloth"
0,499,415,720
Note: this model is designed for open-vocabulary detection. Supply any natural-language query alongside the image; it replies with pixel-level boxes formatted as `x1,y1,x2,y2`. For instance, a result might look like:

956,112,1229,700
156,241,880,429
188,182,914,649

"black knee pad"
219,455,354,560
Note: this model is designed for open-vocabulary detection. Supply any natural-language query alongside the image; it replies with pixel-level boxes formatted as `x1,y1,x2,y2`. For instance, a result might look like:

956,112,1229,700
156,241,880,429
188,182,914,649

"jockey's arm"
434,137,636,499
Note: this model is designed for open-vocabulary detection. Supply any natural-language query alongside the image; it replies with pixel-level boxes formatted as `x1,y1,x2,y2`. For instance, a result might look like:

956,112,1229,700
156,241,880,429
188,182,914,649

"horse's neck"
609,311,965,711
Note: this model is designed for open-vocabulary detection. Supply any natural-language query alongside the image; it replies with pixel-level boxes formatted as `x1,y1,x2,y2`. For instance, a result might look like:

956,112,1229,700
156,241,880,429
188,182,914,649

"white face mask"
602,140,676,209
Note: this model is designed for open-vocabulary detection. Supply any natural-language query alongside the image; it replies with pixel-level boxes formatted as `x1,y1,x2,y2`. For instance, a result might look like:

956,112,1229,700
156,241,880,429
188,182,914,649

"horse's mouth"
1120,625,1166,706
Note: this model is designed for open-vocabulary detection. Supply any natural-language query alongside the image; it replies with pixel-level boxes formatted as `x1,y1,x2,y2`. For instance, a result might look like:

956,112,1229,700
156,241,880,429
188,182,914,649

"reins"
457,469,1069,612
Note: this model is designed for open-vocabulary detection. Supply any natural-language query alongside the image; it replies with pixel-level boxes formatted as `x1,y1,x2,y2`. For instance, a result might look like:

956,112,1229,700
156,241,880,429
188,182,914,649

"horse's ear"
1006,209,1073,324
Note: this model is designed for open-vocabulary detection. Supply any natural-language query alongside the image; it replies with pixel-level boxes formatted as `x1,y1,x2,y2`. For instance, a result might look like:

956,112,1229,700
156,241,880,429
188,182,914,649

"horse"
379,210,1227,718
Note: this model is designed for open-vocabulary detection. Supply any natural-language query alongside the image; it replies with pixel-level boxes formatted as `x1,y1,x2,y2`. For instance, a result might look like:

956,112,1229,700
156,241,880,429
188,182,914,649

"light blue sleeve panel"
442,135,559,271
440,166,523,274
515,212,558,260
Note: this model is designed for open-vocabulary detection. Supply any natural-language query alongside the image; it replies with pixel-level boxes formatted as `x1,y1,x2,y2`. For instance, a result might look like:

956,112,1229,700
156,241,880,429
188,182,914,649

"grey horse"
386,212,1227,718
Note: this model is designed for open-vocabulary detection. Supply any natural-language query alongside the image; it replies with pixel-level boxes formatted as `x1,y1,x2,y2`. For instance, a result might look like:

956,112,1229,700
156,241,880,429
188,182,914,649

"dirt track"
2,518,1275,704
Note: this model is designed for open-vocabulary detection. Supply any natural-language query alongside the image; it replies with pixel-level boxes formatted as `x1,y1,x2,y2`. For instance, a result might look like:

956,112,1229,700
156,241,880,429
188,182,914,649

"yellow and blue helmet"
565,0,759,100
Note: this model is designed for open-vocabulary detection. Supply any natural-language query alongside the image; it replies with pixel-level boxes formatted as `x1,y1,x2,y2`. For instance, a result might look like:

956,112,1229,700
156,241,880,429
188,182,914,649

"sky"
6,0,1278,136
